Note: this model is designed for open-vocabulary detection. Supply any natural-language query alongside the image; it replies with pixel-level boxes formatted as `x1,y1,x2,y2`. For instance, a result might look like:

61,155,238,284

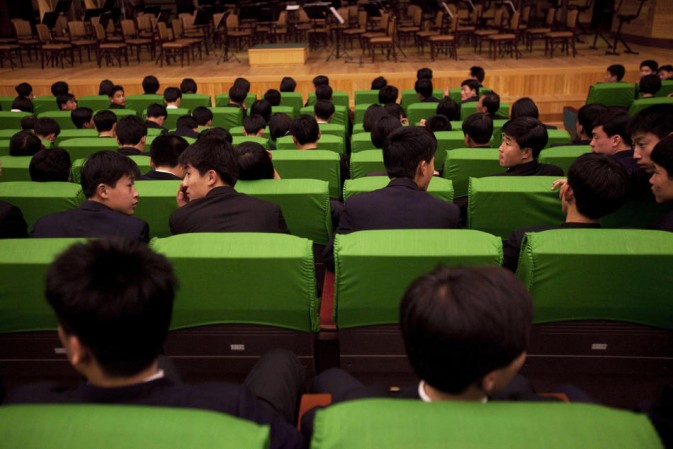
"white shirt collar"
419,380,488,403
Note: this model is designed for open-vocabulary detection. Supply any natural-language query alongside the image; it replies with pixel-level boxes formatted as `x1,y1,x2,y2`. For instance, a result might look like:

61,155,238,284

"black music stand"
326,6,352,61
215,10,240,64
84,8,102,22
54,0,72,15
606,0,646,55
304,2,330,51
42,12,59,29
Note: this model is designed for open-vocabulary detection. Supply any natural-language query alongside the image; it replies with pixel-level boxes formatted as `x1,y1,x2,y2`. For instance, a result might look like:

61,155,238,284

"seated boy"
494,117,563,176
648,134,673,231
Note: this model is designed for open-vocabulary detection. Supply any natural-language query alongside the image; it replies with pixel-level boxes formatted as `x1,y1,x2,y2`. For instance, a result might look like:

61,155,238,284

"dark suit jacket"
0,200,28,238
3,377,304,449
611,149,650,193
169,186,289,235
31,200,149,242
118,146,150,157
108,104,125,109
493,160,564,177
145,120,168,134
654,209,673,232
139,169,182,181
323,178,461,271
171,127,199,139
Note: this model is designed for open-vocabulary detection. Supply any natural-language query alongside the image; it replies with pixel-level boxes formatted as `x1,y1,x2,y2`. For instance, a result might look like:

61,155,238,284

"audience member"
98,79,114,96
640,60,658,78
192,106,213,128
29,147,71,182
34,117,60,146
71,107,94,129
163,87,182,109
236,141,279,180
460,79,480,103
142,75,160,94
9,130,42,157
462,113,493,148
371,76,387,90
639,74,662,98
605,64,626,83
280,76,296,92
50,81,69,97
146,103,168,133
628,104,673,174
250,100,272,123
371,115,403,148
575,103,608,145
233,77,251,95
495,117,562,176
477,92,507,119
243,114,267,137
198,127,233,144
169,139,288,234
264,89,282,106
14,82,33,99
20,115,36,130
0,199,28,238
289,115,320,150
314,100,335,124
140,134,189,180
180,78,197,94
228,86,248,117
436,97,461,122
415,79,438,103
31,151,148,241
417,67,432,80
469,66,485,86
116,115,149,156
312,75,329,87
108,85,126,109
510,97,539,120
363,104,387,132
10,97,33,113
269,113,292,149
57,93,77,111
384,103,408,126
423,115,451,133
315,85,333,102
172,116,199,139
94,110,117,138
649,134,673,231
378,85,399,105
658,65,673,80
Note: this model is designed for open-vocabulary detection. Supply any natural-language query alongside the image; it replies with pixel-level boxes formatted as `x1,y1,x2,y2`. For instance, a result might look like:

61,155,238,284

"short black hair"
462,113,493,145
197,127,232,144
315,84,333,101
81,150,141,198
98,79,114,96
250,99,272,123
510,97,539,120
628,104,673,139
401,265,532,395
424,114,452,133
314,100,335,121
469,66,485,83
228,85,247,104
480,91,500,116
371,114,403,149
180,78,197,94
11,96,33,113
94,110,117,132
289,114,319,145
280,76,296,92
363,104,387,132
383,126,436,178
71,107,94,129
147,103,167,119
20,115,36,130
639,74,662,95
577,103,607,137
15,82,32,97
243,114,267,135
233,77,251,93
371,76,387,90
651,134,673,179
312,75,329,87
163,87,182,104
659,65,673,78
149,134,189,168
461,79,480,97
592,110,632,147
378,85,399,105
607,64,626,81
384,103,406,122
640,59,658,73
34,117,61,139
437,98,461,121
57,93,76,110
567,153,630,219
191,106,213,126
175,115,197,130
9,130,42,156
501,116,548,159
109,85,124,99
179,138,238,187
236,141,275,180
51,81,69,97
142,75,160,94
417,67,432,80
116,115,147,146
46,239,176,377
268,113,292,141
263,89,282,106
29,147,71,182
415,78,433,99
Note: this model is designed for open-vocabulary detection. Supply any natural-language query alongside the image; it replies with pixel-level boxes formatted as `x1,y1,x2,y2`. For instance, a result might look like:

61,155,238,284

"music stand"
215,10,241,64
54,0,72,15
326,6,352,61
441,2,454,18
42,12,59,29
606,0,646,55
363,3,382,18
193,10,213,26
304,2,330,50
99,11,113,29
84,8,102,22
144,6,161,15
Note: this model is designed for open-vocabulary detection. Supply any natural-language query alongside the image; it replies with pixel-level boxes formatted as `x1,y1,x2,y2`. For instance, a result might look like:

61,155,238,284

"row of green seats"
586,80,673,109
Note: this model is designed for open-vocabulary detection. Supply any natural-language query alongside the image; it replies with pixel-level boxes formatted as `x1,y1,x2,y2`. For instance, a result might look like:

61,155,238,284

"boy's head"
228,85,247,104
605,64,625,83
649,134,673,204
510,97,539,120
29,147,71,182
250,99,272,123
640,59,658,78
290,115,320,146
415,79,434,100
142,75,160,94
34,117,61,141
116,115,147,147
462,113,493,147
639,74,662,97
401,265,531,397
233,77,251,94
371,114,403,149
236,141,275,180
424,114,451,133
15,82,33,98
179,138,239,199
315,84,333,101
269,113,292,141
146,103,168,125
363,104,387,132
11,96,33,113
191,106,213,127
20,115,36,130
51,81,69,97
477,91,500,116
628,104,673,174
314,100,335,122
312,75,329,87
197,127,232,145
577,103,607,139
81,150,140,215
9,130,42,156
280,76,296,92
658,65,673,80
71,107,94,129
437,98,460,121
109,85,126,107
163,87,182,106
499,117,548,167
180,78,197,94
46,239,176,379
175,115,197,131
149,134,189,171
590,110,631,155
416,67,432,80
98,79,114,96
469,66,485,84
263,89,282,106
371,76,387,90
243,114,267,137
460,79,480,101
383,126,436,190
94,110,118,134
378,85,399,105
57,93,78,111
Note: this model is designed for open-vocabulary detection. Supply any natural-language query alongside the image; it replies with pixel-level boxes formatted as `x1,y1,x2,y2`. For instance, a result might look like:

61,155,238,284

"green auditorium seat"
0,404,271,449
59,137,119,161
461,102,510,121
318,123,347,141
232,135,270,150
311,400,663,449
102,108,138,119
150,233,318,381
333,229,502,379
442,148,501,198
0,129,20,139
32,96,59,115
161,107,190,129
353,104,370,124
300,105,348,127
280,92,303,115
209,107,244,130
490,119,512,148
545,129,572,147
352,123,365,135
354,89,380,105
71,155,151,184
628,97,673,115
0,238,85,385
271,105,295,118
517,229,673,403
468,176,564,239
146,135,195,147
214,93,257,110
38,110,77,130
0,96,13,111
585,82,636,108
657,80,673,97
600,189,671,229
54,129,98,144
538,145,590,173
435,130,469,171
407,102,439,125
270,150,341,198
0,181,83,229
125,94,163,115
180,93,212,110
350,132,374,153
0,139,9,156
275,135,344,155
306,91,349,108
400,88,443,112
343,176,454,203
229,126,271,140
447,87,492,104
237,179,332,245
77,95,110,110
0,111,31,130
350,150,385,179
133,180,182,238
0,156,32,181
147,127,163,137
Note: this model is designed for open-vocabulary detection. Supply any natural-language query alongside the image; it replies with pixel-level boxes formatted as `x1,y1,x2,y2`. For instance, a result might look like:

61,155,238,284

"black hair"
480,91,501,116
149,134,189,168
116,115,147,146
415,78,434,99
163,87,182,104
15,82,32,97
11,96,33,113
94,110,118,132
191,106,213,126
424,114,452,133
46,239,176,377
228,85,247,104
175,115,197,130
250,99,272,123
268,113,292,141
501,116,548,159
315,84,333,101
437,98,461,121
98,79,114,96
109,85,124,99
462,113,494,145
416,67,432,80
314,100,335,121
233,77,251,94
371,76,387,90
628,104,673,139
280,76,296,92
71,107,94,129
312,75,329,87
9,130,42,156
363,104,387,132
371,114,403,149
20,115,36,130
400,265,532,395
567,153,630,218
469,66,485,83
81,150,141,198
639,74,662,96
640,59,658,73
383,126,436,178
142,75,160,94
197,127,233,144
34,117,61,139
179,138,238,187
289,114,319,145
378,85,399,105
510,97,539,120
651,134,673,179
29,147,71,182
51,81,69,97
592,110,632,147
578,103,607,137
384,103,406,122
236,141,275,180
659,65,673,78
180,78,197,94
263,89,282,106
147,103,168,119
57,93,77,110
461,79,480,97
607,64,626,82
243,114,267,135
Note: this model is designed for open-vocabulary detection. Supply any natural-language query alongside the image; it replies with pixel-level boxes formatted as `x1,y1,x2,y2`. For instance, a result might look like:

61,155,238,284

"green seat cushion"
271,150,341,198
400,88,443,112
161,108,190,129
352,123,365,135
318,123,347,141
586,82,636,108
275,135,344,155
209,107,244,130
343,176,454,203
0,96,14,111
0,156,32,181
59,137,119,161
350,150,385,179
271,105,295,118
353,104,371,124
181,93,212,110
442,148,501,198
0,129,20,139
32,96,59,115
133,180,182,238
54,129,99,145
96,109,139,119
656,80,673,97
71,156,151,184
0,181,83,230
538,145,591,174
77,95,110,111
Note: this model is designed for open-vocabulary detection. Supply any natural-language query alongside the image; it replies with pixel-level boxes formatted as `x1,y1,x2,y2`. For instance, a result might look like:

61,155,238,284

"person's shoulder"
3,382,70,404
655,209,673,232
537,163,564,176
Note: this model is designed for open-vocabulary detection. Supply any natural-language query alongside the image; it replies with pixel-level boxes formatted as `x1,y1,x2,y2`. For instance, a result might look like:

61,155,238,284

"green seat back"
0,139,9,156
150,233,318,332
0,111,31,130
306,91,349,108
280,92,303,115
490,119,512,148
70,155,151,184
600,190,671,228
0,156,32,181
125,94,164,115
352,123,365,135
334,230,502,328
0,181,83,230
232,135,270,150
400,88,443,112
518,229,673,329
318,123,347,141
271,105,295,118
54,129,98,144
271,150,341,198
275,134,344,155
545,129,572,147
163,108,190,129
101,108,138,119
209,107,244,130
59,137,119,161
586,82,636,108
0,404,271,449
435,130,468,171
229,126,271,140
354,89,380,105
181,93,212,110
351,132,375,153
628,97,673,115
300,105,348,127
343,176,454,203
442,148,501,198
350,150,385,178
38,110,76,130
0,96,14,111
77,95,110,111
237,179,332,245
461,102,510,121
133,180,182,238
468,176,564,239
538,145,590,174
407,102,439,126
656,80,673,97
353,104,371,124
32,96,59,115
215,93,257,110
147,127,163,137
311,399,663,449
0,129,20,139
